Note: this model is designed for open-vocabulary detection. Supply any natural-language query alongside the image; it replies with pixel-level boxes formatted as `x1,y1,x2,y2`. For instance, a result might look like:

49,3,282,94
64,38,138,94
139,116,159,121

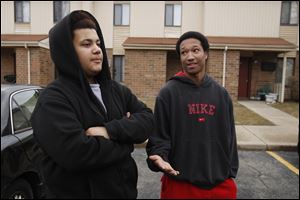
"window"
113,56,124,82
280,1,299,25
165,4,181,26
114,4,130,26
53,1,70,23
11,89,41,132
14,1,30,23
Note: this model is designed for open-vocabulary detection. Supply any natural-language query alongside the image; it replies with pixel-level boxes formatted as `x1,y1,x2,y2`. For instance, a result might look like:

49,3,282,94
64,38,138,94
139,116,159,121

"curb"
237,144,297,151
135,142,298,152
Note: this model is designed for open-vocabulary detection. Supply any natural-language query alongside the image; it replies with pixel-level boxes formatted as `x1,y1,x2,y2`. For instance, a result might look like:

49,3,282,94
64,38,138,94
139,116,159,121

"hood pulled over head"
49,10,111,83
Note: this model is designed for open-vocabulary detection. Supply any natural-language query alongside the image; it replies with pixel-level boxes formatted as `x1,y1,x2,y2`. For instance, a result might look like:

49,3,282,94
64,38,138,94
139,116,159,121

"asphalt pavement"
132,100,299,199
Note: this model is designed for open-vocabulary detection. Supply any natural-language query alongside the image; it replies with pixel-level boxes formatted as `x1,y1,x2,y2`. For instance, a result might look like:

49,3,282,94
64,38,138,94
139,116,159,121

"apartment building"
1,1,299,102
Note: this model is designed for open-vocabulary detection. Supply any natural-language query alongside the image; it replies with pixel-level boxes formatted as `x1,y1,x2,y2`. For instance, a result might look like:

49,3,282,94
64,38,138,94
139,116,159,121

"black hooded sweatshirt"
146,72,238,189
31,10,154,198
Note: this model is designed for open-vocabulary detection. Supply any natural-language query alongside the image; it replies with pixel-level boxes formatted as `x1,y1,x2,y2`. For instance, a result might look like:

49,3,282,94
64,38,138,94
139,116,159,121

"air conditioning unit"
261,62,277,71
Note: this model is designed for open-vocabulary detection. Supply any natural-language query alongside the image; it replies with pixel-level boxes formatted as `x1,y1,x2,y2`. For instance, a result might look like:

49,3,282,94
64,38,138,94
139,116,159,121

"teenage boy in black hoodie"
31,10,154,198
146,31,239,199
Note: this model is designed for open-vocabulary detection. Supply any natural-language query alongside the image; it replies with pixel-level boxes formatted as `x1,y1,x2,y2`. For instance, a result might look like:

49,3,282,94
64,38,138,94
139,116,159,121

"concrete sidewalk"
236,101,299,151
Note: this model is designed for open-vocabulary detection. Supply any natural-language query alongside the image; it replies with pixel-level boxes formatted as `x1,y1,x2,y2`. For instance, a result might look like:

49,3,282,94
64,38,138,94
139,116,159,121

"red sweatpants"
160,175,237,199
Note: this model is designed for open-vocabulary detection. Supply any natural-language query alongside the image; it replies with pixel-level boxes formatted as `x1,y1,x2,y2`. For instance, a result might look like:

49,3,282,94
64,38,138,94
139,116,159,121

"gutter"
222,46,228,87
24,43,31,84
1,40,49,49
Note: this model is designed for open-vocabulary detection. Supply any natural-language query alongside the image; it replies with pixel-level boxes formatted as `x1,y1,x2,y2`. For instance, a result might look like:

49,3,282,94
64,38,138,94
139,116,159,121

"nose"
93,44,102,54
186,51,195,61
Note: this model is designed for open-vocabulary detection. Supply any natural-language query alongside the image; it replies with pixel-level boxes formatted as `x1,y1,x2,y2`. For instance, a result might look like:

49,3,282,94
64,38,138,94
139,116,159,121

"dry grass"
139,97,275,125
233,102,274,125
270,101,299,118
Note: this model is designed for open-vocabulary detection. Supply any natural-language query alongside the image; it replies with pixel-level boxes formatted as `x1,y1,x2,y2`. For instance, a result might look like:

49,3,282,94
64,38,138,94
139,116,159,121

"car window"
11,89,41,133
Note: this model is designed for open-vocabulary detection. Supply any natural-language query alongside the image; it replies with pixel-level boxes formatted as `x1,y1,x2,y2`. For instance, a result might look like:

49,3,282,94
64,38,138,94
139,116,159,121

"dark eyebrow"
81,39,100,43
181,44,201,50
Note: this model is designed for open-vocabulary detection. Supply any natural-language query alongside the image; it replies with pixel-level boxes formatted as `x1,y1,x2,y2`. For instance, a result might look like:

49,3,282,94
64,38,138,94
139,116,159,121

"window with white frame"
114,4,130,26
53,1,70,23
165,4,181,26
113,56,124,82
280,1,299,25
14,1,30,23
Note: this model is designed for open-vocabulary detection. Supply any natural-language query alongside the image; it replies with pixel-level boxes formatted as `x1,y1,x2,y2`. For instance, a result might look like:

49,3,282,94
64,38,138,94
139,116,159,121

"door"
238,58,251,99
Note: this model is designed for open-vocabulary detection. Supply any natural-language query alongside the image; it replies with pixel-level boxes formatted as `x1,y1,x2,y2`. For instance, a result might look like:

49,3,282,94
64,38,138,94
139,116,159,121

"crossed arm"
85,113,179,176
85,112,131,139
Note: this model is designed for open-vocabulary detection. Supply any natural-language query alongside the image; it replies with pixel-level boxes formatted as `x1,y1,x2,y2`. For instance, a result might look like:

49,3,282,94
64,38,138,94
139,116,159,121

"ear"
204,52,208,60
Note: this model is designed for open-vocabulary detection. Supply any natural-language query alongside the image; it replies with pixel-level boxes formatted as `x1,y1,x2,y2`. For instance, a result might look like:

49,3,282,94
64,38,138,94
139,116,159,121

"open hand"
149,155,179,176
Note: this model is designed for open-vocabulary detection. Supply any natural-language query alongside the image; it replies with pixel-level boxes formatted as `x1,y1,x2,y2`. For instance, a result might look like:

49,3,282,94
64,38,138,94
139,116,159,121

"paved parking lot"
132,148,299,199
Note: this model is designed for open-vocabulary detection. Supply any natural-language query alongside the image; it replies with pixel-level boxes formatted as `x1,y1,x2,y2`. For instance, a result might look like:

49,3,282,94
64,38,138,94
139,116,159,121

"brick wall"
124,49,239,101
249,53,279,98
1,48,15,83
166,51,181,80
124,49,167,98
250,61,276,97
15,48,28,84
15,47,53,86
7,47,114,86
207,50,240,101
31,47,54,86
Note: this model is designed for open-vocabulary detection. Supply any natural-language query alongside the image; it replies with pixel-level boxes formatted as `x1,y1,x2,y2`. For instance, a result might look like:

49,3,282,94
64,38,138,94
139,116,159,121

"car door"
10,88,42,161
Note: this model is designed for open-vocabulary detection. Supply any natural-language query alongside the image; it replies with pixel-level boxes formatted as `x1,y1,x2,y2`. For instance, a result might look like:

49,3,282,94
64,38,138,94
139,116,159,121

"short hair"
176,31,210,55
70,10,97,37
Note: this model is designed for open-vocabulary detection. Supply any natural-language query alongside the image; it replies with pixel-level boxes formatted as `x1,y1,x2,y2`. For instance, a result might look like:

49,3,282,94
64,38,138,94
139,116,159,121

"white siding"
1,1,15,34
204,1,281,37
130,1,165,37
70,1,83,11
182,1,204,34
1,1,298,53
31,1,54,34
280,26,299,46
93,1,114,49
113,26,130,55
164,27,181,38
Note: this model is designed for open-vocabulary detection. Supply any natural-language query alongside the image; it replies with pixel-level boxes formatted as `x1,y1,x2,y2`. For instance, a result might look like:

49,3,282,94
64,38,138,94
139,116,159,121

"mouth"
186,63,198,68
91,59,102,64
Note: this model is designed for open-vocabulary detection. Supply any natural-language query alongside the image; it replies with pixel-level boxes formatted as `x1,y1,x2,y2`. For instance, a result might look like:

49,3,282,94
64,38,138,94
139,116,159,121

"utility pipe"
280,54,287,103
222,46,228,87
25,43,31,84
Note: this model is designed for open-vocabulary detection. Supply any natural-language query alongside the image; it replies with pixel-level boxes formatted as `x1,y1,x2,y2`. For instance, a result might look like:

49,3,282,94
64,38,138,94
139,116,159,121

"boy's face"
179,38,208,76
73,28,103,82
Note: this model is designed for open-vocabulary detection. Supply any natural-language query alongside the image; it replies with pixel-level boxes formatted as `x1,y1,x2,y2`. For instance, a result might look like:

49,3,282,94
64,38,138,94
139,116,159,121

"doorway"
238,57,251,99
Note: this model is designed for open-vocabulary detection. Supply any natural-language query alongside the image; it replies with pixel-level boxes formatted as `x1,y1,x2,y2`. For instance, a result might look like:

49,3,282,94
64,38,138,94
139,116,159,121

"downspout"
222,46,228,87
279,54,287,103
24,43,31,84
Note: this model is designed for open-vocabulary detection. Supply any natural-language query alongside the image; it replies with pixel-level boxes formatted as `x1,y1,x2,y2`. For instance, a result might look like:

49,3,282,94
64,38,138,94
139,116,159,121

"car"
1,84,45,199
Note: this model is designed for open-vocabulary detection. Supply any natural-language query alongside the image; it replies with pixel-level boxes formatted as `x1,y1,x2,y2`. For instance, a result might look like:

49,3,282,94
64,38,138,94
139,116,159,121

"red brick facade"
166,51,181,80
14,47,53,86
1,46,298,103
124,49,167,98
207,50,240,100
123,49,241,101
